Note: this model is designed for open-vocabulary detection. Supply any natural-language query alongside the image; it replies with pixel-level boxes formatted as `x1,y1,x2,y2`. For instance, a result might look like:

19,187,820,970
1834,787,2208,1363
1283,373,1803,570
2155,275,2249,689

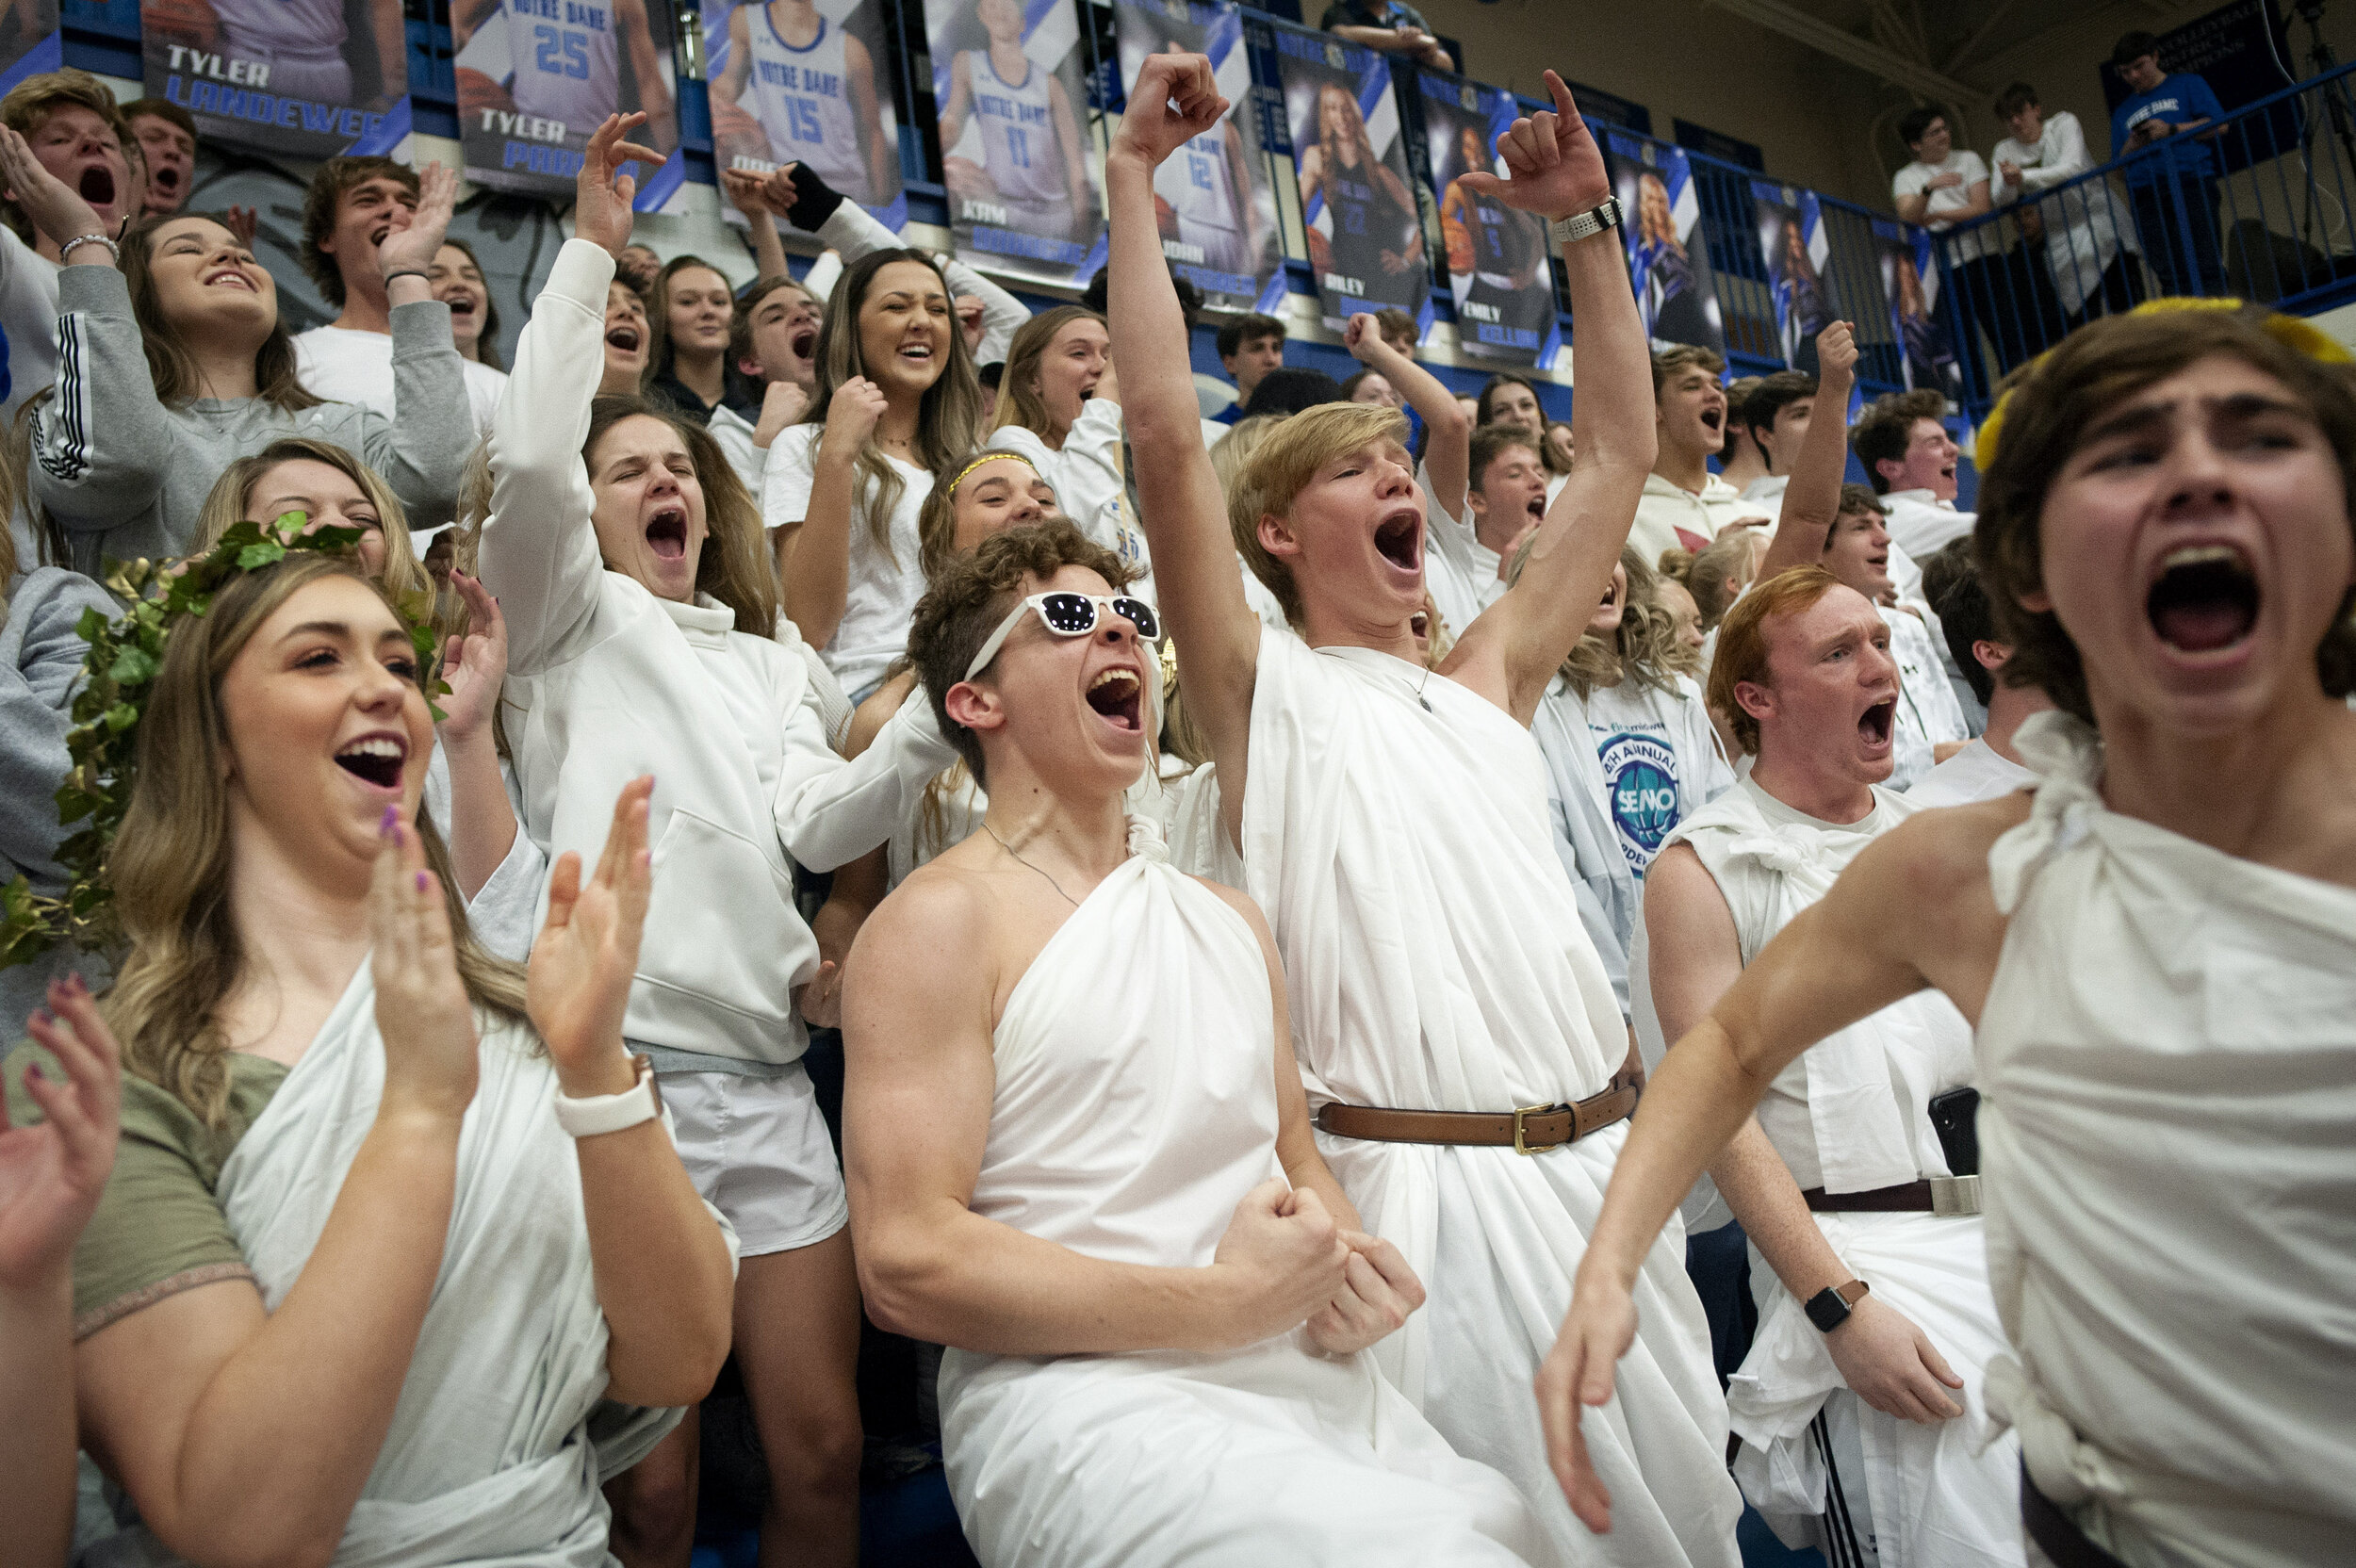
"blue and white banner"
1422,68,1557,368
1602,130,1726,359
452,0,683,201
1267,19,1427,332
1872,216,1960,397
0,15,59,102
924,0,1107,289
1752,180,1832,371
1111,0,1281,314
143,0,415,160
708,0,906,233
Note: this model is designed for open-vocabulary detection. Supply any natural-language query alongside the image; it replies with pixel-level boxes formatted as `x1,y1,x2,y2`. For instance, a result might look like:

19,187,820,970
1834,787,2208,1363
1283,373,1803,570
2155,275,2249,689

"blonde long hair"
1509,540,1687,701
102,553,527,1126
196,438,434,608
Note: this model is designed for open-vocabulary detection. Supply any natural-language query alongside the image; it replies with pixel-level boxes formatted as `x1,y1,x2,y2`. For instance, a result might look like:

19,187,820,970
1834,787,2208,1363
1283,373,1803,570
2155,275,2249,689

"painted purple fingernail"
25,1061,43,1083
33,1006,54,1027
381,804,400,836
416,871,430,891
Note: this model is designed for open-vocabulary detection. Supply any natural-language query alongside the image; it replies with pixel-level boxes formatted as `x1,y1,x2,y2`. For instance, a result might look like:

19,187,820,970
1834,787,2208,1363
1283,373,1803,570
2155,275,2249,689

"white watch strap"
554,1054,662,1137
1548,196,1623,247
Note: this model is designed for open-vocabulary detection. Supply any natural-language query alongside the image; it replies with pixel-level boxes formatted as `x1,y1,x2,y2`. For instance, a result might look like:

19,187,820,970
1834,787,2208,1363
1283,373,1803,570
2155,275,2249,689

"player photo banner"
1111,0,1282,314
1268,22,1426,333
924,0,1107,290
1423,71,1557,368
453,0,686,204
141,0,412,159
1601,131,1726,360
0,11,60,101
1752,180,1833,373
1872,217,1960,398
708,0,907,233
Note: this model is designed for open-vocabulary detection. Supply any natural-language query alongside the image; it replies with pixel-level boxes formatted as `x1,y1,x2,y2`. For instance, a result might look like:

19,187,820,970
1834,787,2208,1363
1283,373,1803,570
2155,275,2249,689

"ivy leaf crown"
0,511,449,971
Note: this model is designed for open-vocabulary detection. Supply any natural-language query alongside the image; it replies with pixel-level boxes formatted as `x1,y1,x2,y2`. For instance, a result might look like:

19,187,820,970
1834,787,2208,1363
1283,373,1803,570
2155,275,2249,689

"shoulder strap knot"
1988,710,2104,913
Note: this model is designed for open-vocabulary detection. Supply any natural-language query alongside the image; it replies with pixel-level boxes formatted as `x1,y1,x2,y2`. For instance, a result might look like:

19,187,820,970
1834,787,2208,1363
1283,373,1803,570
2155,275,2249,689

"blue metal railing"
1929,57,2356,419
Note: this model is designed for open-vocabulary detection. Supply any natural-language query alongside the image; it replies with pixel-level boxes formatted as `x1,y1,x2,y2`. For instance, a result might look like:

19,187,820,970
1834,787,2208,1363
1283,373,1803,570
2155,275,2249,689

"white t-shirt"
1881,487,1975,560
1882,603,1972,790
1906,735,2037,807
1579,672,1735,877
1892,151,1994,263
1629,471,1762,567
293,324,508,438
707,402,767,498
761,422,929,700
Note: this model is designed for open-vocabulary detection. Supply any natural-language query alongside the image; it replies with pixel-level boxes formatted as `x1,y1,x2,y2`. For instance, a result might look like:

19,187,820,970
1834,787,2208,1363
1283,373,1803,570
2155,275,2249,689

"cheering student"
937,0,1093,242
1112,57,1742,1566
984,308,1144,582
598,273,652,397
712,0,895,208
42,526,733,1567
842,518,1548,1567
430,237,504,371
0,71,139,424
2,131,471,574
1542,302,2356,1568
477,115,867,1568
294,158,507,437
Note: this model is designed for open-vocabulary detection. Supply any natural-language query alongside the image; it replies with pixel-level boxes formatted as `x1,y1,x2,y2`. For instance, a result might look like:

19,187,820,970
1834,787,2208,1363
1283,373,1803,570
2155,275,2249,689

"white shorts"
658,1065,848,1258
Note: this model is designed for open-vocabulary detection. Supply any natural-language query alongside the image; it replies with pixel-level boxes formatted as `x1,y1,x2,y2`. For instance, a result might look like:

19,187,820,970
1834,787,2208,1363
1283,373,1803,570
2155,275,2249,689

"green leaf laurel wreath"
0,513,447,971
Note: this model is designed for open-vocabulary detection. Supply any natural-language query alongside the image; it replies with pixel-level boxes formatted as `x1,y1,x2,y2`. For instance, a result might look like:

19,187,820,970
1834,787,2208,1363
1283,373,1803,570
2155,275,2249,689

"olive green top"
4,1044,288,1337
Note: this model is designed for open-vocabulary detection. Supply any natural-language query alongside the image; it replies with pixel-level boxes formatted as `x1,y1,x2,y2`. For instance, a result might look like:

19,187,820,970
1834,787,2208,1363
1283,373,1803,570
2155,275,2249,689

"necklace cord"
985,823,1081,907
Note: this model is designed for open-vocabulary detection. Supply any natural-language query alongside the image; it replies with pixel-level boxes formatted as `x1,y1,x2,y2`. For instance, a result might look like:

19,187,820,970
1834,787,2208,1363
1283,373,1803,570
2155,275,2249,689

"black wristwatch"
1805,1278,1870,1333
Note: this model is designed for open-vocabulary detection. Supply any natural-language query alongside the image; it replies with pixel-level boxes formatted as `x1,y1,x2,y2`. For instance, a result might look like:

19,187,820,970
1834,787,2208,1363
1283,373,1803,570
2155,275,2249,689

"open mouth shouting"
792,325,819,362
449,296,477,320
152,164,180,195
2147,543,2260,658
1857,697,1895,755
645,504,690,561
335,732,408,792
1700,406,1723,435
1373,505,1423,576
607,323,642,353
1526,492,1547,523
897,337,937,371
1085,665,1144,732
77,164,116,207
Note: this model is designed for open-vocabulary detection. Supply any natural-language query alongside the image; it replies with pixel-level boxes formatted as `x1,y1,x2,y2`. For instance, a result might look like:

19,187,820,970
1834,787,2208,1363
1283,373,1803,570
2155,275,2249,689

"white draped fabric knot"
1987,710,2102,914
1123,813,1170,863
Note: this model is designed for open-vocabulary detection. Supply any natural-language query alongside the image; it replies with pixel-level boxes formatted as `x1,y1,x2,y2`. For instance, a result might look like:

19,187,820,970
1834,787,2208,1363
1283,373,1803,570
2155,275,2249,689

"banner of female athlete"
1421,70,1556,368
1752,180,1832,373
924,0,1106,289
707,0,906,232
1268,21,1426,332
1601,131,1726,359
140,0,411,159
1872,216,1960,398
1111,0,1281,314
451,0,685,204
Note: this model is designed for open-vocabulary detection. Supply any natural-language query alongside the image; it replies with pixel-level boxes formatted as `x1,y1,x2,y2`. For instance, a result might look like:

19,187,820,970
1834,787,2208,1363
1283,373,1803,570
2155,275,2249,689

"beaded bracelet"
59,232,119,265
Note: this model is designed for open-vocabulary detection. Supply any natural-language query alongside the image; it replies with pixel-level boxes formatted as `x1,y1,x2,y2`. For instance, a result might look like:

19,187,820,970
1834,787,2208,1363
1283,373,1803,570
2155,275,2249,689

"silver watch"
1547,197,1624,247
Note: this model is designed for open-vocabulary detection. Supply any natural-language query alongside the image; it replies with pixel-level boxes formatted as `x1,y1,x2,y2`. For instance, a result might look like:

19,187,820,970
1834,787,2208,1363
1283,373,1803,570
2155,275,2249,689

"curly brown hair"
1973,306,2356,724
907,518,1132,786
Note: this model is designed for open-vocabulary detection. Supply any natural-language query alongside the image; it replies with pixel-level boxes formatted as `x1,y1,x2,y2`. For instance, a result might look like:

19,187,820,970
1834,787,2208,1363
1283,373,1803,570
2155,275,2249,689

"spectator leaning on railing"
2108,30,2226,298
1991,81,2144,329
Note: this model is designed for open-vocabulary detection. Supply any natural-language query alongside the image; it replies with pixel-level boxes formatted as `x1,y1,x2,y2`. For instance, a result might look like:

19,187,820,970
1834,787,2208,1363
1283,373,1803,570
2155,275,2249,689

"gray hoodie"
27,265,472,575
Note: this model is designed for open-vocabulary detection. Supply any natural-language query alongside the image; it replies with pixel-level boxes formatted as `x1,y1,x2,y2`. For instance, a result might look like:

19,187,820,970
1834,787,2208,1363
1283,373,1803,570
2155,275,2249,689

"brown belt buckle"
1513,1102,1563,1156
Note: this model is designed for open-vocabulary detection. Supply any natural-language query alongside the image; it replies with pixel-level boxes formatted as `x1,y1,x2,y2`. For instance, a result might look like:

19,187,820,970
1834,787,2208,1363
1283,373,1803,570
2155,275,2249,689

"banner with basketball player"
451,0,685,204
1420,70,1557,368
1872,217,1960,397
0,4,60,102
1752,179,1833,373
706,0,907,232
139,0,412,159
1109,0,1281,315
1266,21,1428,334
1600,130,1726,360
922,0,1107,289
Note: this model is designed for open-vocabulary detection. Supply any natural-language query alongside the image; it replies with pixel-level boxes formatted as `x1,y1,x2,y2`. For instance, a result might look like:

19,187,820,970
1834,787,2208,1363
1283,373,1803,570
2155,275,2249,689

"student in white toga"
1111,58,1742,1567
844,516,1549,1567
1546,302,2356,1568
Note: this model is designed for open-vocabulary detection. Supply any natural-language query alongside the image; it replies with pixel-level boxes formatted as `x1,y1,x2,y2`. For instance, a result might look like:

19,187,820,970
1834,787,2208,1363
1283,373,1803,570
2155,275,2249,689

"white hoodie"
480,239,955,1068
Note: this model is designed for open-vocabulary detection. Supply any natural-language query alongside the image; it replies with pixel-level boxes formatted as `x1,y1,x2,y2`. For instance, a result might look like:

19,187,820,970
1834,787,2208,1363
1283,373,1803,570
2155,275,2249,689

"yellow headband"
1973,297,2354,474
946,449,1039,498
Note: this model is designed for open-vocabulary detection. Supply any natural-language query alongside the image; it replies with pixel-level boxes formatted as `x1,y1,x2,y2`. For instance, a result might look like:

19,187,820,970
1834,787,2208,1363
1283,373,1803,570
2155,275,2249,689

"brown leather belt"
1803,1175,1982,1217
1317,1070,1642,1154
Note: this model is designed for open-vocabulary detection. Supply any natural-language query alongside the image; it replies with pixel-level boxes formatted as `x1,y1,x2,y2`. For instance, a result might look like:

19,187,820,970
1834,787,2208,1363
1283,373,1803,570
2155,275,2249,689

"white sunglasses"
963,592,1160,681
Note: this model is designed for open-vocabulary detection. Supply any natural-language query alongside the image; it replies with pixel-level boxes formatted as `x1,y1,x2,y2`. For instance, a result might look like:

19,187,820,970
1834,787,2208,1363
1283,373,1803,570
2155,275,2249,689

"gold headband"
946,449,1039,498
1973,297,2354,474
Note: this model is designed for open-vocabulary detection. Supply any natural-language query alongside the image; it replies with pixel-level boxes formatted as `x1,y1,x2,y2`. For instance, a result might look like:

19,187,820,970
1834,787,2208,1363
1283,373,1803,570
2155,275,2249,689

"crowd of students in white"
0,48,2348,1568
